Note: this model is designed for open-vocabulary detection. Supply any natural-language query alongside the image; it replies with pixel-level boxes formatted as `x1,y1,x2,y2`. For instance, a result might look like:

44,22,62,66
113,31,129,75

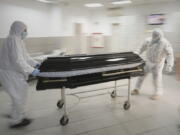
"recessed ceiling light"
37,0,59,4
37,0,51,3
85,3,104,8
112,0,132,5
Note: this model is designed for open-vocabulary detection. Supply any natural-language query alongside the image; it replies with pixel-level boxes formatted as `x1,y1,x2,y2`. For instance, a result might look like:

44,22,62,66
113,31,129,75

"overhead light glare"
112,0,132,5
37,0,59,4
85,3,104,8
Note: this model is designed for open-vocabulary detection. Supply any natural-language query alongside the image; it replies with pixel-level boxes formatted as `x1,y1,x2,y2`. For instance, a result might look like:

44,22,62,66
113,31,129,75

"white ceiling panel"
34,0,178,7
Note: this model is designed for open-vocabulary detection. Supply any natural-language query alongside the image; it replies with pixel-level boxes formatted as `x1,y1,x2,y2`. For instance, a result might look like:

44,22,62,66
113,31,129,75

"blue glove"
31,69,40,77
35,63,41,69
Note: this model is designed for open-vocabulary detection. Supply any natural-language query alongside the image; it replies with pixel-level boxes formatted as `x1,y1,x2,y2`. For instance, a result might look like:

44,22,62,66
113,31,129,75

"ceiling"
35,0,178,7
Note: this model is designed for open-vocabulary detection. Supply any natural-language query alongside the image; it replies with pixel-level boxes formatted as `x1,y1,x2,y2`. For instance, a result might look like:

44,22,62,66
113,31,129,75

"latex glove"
166,65,172,72
35,63,41,68
31,69,40,77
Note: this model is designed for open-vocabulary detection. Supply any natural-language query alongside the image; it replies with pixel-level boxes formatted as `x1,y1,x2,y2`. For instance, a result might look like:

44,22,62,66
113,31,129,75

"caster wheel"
57,100,64,109
111,91,116,98
124,101,131,110
60,116,69,126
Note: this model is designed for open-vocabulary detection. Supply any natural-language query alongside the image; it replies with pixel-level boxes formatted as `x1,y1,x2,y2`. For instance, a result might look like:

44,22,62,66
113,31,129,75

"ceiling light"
37,0,59,4
37,0,51,3
112,0,132,5
85,3,104,8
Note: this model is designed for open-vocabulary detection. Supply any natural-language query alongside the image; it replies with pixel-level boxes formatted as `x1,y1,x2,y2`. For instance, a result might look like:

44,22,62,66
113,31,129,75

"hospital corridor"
0,0,180,135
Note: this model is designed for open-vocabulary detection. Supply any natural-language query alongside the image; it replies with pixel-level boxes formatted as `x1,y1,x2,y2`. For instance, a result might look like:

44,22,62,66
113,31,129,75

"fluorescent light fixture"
85,3,104,8
37,0,59,3
37,0,51,3
112,0,132,5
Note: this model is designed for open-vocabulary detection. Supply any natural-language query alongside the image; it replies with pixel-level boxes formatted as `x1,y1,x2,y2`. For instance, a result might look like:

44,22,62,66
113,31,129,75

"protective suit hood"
0,20,36,76
9,21,27,37
151,29,164,43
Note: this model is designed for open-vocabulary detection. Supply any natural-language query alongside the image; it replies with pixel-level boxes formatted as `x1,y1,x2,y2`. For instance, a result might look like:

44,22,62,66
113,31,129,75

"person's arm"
8,37,34,75
135,39,149,55
164,40,174,72
23,44,39,67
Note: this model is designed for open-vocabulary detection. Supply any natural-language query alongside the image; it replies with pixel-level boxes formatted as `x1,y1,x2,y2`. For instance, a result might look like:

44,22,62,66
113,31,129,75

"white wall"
0,0,92,55
60,5,91,36
0,0,63,38
85,1,180,54
0,0,180,55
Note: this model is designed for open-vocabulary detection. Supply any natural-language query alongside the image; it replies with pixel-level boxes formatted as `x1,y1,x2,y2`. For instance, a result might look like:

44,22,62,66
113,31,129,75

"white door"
110,23,121,52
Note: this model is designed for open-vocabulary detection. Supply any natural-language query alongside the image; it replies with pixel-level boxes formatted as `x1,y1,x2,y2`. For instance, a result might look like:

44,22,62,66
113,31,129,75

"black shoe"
9,118,32,129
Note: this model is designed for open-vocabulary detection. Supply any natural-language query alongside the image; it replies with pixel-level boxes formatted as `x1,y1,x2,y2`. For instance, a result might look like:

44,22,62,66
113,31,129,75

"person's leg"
9,92,26,124
9,73,30,127
151,64,164,100
8,91,32,128
0,70,31,128
135,75,147,90
132,65,150,95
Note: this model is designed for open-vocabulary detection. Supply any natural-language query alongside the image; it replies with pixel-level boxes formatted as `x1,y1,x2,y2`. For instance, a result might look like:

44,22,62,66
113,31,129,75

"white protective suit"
135,29,174,96
0,21,38,124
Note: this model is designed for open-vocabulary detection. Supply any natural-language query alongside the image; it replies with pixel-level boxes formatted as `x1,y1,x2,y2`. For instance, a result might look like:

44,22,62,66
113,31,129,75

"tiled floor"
0,74,180,135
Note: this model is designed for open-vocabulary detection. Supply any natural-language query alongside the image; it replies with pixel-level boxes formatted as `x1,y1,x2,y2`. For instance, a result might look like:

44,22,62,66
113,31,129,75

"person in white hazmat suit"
0,21,40,128
131,29,174,100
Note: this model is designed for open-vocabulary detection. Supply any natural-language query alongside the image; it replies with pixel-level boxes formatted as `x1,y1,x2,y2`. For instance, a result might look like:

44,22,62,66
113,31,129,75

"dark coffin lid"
39,52,144,72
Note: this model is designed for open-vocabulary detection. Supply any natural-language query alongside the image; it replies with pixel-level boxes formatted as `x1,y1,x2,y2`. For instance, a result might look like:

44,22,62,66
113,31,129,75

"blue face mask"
21,31,28,39
152,36,160,44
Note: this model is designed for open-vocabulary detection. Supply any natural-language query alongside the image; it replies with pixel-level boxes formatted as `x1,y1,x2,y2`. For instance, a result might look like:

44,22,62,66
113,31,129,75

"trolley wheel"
60,115,69,126
123,101,131,110
111,91,117,98
57,100,64,109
